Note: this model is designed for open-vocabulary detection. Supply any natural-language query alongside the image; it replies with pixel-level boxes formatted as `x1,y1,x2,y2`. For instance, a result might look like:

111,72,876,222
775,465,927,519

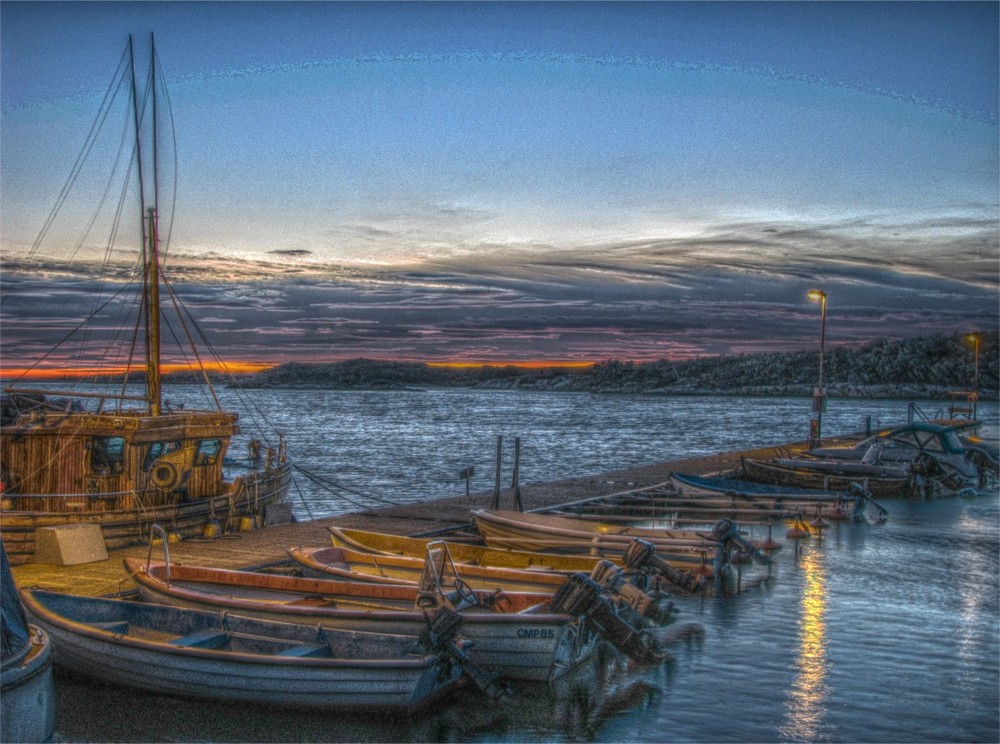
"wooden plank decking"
8,439,813,596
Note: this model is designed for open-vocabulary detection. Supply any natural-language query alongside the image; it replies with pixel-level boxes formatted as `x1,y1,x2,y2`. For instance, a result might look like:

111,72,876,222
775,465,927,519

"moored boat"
0,35,291,564
327,525,711,590
124,556,650,681
329,526,632,572
290,544,573,594
668,472,884,521
472,509,727,559
741,457,915,499
20,588,468,713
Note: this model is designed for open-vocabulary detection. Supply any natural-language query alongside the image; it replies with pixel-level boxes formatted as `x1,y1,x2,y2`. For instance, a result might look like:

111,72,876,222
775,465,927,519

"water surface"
37,388,999,742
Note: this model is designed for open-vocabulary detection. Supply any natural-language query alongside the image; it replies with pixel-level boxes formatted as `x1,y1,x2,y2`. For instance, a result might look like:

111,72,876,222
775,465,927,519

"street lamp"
965,333,981,420
808,289,827,446
966,333,981,395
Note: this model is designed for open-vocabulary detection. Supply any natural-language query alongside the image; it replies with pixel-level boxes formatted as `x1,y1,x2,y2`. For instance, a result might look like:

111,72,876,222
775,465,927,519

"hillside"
231,332,998,399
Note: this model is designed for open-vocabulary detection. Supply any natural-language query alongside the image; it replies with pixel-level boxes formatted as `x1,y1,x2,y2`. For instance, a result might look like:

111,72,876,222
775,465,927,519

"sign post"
459,466,474,497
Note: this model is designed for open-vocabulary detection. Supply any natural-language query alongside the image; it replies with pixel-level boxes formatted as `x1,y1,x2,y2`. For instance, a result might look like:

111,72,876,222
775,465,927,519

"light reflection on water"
781,546,829,742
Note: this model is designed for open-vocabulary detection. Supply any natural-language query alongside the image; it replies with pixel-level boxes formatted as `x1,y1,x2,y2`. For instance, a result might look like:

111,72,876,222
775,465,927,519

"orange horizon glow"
0,361,276,380
0,358,605,380
426,360,597,369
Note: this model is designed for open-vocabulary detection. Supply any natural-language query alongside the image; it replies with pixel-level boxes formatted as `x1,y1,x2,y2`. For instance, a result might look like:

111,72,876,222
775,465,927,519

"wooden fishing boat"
290,545,574,594
0,36,291,565
20,588,467,713
1,543,56,744
124,557,608,681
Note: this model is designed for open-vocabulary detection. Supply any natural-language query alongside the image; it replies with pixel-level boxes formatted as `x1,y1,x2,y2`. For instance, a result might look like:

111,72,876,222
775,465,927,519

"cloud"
1,204,995,370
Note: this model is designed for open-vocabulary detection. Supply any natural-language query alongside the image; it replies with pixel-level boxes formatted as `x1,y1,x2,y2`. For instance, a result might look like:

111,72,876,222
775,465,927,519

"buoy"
238,515,256,532
202,519,221,539
786,521,810,539
167,530,182,544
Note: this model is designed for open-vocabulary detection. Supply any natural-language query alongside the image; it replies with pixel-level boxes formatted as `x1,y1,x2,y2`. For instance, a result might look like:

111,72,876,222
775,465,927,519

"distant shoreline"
5,331,996,401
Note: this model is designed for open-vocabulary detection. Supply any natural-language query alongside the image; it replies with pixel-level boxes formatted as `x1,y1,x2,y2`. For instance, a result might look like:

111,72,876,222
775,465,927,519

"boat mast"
129,33,162,416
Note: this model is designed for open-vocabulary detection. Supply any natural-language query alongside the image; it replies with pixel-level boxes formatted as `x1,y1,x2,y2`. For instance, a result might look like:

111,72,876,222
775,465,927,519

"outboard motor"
711,518,772,565
589,560,676,626
622,539,708,594
419,607,510,700
550,573,665,665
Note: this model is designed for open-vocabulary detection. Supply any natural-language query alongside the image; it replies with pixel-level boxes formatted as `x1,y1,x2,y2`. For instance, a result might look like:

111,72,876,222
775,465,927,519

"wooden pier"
6,438,837,596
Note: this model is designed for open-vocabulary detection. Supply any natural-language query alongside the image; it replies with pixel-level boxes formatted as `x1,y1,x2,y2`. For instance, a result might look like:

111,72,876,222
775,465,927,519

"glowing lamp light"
807,289,827,446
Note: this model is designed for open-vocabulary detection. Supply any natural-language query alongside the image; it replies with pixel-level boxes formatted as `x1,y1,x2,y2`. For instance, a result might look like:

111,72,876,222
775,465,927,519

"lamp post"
808,289,827,446
966,333,981,419
966,333,981,395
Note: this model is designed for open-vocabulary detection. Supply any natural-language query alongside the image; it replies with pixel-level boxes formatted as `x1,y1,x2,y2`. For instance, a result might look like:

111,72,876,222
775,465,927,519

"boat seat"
93,621,129,634
275,643,330,658
168,630,229,648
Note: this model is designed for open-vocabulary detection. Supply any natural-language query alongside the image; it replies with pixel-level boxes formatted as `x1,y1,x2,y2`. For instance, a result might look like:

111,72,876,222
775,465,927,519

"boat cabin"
0,404,238,513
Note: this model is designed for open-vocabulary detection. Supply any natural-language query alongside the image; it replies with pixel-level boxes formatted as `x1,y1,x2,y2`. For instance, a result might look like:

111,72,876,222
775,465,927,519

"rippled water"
34,387,1000,742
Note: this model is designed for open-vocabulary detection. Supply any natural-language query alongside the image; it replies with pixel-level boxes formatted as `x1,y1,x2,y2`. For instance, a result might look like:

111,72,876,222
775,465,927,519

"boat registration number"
516,628,555,639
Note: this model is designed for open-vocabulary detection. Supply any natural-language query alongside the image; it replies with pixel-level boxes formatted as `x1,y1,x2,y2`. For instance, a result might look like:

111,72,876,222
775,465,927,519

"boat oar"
419,608,510,701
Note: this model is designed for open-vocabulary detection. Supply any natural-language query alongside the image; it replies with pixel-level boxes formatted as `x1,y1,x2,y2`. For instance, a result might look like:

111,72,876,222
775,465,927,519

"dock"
10,440,807,596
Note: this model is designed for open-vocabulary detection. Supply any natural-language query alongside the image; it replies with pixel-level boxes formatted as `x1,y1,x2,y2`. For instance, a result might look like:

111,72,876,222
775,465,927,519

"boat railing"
0,488,191,513
145,524,171,583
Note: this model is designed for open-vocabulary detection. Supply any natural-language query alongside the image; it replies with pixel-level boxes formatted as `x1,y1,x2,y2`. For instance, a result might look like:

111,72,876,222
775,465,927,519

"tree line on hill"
225,331,998,399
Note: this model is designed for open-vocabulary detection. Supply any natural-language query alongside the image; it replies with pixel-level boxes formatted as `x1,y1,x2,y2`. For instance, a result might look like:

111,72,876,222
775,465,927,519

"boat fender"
150,461,180,490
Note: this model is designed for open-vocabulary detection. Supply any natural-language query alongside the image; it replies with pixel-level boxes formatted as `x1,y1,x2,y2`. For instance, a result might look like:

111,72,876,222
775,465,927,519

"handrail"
146,524,171,583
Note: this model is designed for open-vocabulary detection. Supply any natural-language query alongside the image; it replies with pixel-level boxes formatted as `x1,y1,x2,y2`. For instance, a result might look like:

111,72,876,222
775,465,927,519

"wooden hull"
1,462,292,565
471,509,720,560
290,545,572,594
327,526,714,588
668,473,868,520
124,558,597,682
21,589,463,713
740,458,913,498
329,526,620,572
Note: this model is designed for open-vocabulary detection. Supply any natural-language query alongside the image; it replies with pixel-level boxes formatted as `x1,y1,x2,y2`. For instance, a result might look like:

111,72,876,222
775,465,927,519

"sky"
1,1,997,374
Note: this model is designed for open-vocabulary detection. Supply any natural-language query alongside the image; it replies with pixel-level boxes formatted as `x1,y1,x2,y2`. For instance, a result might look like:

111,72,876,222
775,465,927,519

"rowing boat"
21,588,467,713
290,545,572,594
326,525,712,591
124,557,608,681
667,473,880,521
471,509,722,558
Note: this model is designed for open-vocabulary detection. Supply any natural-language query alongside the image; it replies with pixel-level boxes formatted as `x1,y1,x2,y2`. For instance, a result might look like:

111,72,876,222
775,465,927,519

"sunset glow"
0,362,276,381
1,3,995,367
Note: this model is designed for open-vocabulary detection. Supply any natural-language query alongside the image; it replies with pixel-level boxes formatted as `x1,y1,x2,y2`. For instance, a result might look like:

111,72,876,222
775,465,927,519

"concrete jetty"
8,437,821,596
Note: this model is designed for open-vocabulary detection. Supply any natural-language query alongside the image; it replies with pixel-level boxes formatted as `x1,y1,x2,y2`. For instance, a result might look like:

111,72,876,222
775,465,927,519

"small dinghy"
124,546,669,681
20,588,472,714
